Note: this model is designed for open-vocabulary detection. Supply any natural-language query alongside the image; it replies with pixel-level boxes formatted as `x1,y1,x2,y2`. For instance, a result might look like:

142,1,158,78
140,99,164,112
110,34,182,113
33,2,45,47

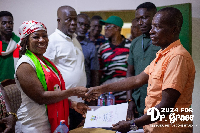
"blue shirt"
80,38,99,88
85,32,106,52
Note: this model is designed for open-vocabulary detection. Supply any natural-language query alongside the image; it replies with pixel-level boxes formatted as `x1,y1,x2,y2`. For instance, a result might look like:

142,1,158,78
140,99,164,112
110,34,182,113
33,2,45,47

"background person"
0,11,20,82
126,2,161,122
15,20,90,133
44,6,87,130
128,18,142,41
86,15,105,52
76,13,99,89
98,16,131,104
86,7,195,133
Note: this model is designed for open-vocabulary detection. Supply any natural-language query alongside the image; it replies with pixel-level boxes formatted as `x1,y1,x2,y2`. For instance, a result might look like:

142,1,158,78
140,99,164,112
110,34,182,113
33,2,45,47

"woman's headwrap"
19,20,47,40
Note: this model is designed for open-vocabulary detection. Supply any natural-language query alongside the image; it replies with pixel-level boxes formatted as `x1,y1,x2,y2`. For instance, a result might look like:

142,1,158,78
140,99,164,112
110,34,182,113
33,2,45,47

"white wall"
0,0,200,132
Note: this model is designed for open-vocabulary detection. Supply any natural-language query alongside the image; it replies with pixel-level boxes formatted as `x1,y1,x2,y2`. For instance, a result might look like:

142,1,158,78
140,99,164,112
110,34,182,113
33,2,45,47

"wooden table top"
69,126,116,133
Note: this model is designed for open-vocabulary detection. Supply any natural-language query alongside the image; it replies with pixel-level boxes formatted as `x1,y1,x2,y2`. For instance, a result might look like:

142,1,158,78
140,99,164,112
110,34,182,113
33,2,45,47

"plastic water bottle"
54,120,69,133
106,92,115,106
97,94,106,106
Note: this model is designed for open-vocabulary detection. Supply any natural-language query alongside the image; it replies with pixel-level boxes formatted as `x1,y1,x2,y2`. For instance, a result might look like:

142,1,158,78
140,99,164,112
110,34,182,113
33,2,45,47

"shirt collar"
156,39,181,57
80,37,90,46
55,29,77,40
143,33,150,38
109,35,126,49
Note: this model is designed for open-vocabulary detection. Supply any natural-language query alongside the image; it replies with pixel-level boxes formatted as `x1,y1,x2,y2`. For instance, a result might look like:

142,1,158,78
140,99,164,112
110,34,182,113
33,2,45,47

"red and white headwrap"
19,20,47,40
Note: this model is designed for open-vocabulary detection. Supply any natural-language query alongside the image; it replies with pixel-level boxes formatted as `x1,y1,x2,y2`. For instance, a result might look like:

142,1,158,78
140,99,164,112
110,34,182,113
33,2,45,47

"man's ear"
116,26,121,32
172,26,179,34
57,18,60,23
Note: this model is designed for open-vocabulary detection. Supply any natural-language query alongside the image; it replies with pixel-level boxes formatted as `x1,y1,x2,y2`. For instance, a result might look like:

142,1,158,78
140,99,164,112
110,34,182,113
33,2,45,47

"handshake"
70,85,104,101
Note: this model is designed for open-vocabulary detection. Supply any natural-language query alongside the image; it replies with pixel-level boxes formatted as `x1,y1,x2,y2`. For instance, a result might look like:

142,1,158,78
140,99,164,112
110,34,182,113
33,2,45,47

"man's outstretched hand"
84,86,103,101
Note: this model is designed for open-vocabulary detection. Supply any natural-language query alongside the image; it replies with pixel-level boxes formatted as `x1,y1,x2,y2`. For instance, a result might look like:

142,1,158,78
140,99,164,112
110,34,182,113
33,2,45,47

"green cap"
100,16,123,28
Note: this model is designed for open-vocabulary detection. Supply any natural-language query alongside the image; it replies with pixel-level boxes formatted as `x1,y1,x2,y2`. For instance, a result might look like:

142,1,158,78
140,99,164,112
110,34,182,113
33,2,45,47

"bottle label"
107,99,114,105
98,99,105,106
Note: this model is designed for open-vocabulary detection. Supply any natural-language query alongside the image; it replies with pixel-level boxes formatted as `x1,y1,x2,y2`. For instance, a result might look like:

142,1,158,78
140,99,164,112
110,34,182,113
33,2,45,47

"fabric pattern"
98,36,131,101
3,83,21,114
0,90,6,119
19,20,47,40
0,32,20,82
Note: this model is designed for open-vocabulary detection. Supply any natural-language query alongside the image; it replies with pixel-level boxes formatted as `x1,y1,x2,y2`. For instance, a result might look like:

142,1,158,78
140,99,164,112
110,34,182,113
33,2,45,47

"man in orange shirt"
86,7,195,133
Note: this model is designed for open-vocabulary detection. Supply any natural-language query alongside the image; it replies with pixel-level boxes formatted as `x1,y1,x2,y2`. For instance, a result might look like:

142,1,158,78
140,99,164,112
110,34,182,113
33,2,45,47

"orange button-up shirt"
143,40,195,133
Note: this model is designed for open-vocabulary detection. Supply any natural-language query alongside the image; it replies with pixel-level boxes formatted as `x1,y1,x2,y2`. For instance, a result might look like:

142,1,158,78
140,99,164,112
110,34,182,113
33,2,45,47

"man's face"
58,10,77,37
0,16,13,36
135,8,155,34
77,16,90,36
90,19,102,37
131,20,142,39
104,23,116,38
150,12,174,49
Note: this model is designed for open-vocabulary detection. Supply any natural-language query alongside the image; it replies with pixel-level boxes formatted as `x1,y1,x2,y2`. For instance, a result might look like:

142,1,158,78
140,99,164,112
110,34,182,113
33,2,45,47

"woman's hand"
71,101,91,117
70,87,97,102
85,86,103,100
0,115,16,133
71,87,88,98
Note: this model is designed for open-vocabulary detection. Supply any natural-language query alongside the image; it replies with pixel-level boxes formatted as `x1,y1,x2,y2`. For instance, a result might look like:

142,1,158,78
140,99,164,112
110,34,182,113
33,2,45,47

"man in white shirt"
44,5,86,130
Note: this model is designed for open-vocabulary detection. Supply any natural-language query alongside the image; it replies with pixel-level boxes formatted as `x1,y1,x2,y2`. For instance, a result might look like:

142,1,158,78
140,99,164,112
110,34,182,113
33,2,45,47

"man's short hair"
78,13,90,21
0,11,13,19
158,7,183,31
136,2,157,12
91,15,102,22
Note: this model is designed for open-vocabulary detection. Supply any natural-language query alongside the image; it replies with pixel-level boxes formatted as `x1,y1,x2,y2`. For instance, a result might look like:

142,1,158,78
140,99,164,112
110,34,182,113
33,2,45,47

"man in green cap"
98,15,131,104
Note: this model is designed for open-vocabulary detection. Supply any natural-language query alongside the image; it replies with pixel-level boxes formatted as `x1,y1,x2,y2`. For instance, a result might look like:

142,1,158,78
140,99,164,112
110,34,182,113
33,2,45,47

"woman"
15,20,90,133
0,84,17,133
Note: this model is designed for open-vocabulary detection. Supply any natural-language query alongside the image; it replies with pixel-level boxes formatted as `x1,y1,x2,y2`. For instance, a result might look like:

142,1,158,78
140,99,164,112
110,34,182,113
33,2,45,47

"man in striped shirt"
98,16,131,104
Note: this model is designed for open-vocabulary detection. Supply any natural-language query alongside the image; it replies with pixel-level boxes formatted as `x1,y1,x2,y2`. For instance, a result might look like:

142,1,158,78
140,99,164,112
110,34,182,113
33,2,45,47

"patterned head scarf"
19,20,47,40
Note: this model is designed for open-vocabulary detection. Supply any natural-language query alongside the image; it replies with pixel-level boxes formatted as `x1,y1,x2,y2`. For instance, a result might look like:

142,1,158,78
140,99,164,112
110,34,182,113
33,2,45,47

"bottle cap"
60,120,65,125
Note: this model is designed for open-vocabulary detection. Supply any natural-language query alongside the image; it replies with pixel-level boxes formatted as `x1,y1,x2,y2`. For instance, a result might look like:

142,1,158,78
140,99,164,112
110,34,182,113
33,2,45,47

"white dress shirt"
44,29,86,102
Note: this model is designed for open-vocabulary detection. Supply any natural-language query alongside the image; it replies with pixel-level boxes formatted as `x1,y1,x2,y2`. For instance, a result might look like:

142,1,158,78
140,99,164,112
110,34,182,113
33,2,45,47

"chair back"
1,79,21,113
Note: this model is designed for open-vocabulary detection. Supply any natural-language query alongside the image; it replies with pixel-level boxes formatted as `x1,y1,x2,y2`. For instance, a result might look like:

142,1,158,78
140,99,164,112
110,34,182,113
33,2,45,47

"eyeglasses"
104,25,116,29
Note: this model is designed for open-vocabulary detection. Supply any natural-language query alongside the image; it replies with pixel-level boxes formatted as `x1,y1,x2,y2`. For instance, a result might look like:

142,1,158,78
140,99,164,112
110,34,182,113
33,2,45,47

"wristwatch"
126,99,133,103
130,119,138,131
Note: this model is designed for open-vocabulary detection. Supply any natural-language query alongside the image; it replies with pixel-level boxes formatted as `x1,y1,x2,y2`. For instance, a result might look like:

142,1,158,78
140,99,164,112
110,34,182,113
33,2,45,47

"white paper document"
83,103,128,128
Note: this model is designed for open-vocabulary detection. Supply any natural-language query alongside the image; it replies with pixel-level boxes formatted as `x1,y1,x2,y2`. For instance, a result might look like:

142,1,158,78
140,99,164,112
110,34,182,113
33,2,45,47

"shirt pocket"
148,70,163,98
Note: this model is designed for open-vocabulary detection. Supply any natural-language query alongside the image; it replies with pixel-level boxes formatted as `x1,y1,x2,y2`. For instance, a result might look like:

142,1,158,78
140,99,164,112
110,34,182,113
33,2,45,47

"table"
69,126,116,133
